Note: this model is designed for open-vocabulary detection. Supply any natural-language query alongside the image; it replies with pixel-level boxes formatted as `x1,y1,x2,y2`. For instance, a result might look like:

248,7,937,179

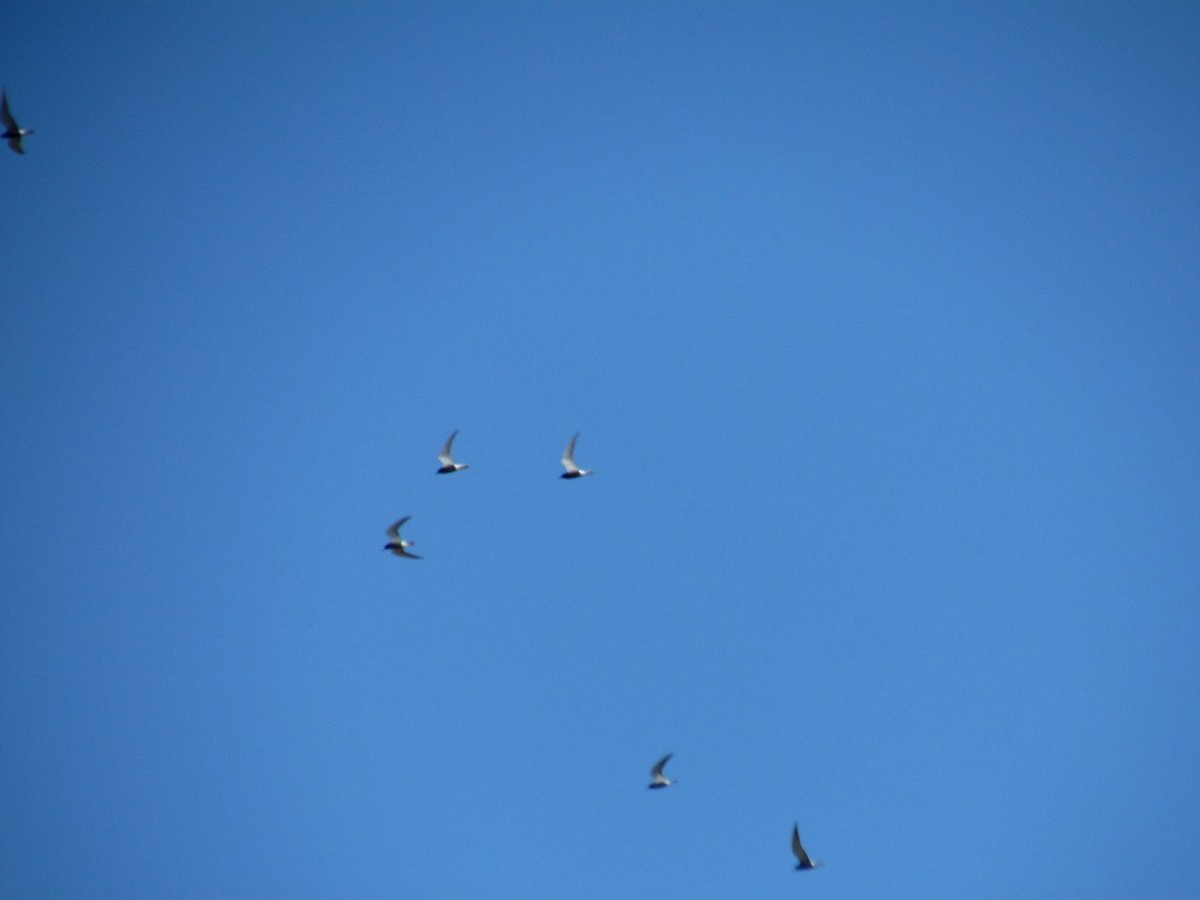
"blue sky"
2,2,1198,897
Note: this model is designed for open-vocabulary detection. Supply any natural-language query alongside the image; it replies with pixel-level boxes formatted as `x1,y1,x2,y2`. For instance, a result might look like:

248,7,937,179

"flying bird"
791,823,822,871
383,516,422,559
2,90,34,154
560,432,593,479
436,429,469,474
648,753,677,789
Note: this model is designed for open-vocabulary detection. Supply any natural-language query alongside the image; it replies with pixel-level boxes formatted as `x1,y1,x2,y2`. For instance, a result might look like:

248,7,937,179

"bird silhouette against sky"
648,753,677,789
435,429,469,474
560,432,593,479
383,516,421,559
2,90,33,154
791,823,822,871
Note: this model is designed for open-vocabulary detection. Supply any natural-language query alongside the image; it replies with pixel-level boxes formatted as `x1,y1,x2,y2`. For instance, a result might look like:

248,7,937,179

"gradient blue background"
3,3,1199,898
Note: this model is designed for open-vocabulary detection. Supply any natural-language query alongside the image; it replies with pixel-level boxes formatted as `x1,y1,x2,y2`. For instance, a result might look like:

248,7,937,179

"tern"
648,753,677,789
2,90,33,155
436,429,469,474
384,516,422,559
791,823,822,871
560,432,593,479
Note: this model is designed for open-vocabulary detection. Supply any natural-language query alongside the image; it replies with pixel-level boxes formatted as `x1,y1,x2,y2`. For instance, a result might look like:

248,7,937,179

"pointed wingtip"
650,752,673,778
562,432,583,468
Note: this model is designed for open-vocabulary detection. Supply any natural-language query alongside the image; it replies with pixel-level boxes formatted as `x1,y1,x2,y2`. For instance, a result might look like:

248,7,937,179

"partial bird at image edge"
2,89,34,155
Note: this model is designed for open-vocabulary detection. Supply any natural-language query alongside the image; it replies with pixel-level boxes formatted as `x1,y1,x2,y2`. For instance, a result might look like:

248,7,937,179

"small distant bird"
383,516,422,559
436,429,469,474
791,823,822,871
2,90,34,155
560,432,594,479
648,753,677,789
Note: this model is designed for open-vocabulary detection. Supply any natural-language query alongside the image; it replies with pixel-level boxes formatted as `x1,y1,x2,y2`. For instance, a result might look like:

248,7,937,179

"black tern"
384,516,422,559
2,90,33,155
436,430,469,474
648,753,677,789
560,432,593,479
791,823,822,871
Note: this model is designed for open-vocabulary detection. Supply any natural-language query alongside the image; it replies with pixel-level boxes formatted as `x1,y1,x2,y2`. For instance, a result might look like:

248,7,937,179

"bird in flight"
560,432,593,479
2,90,34,155
436,429,469,474
791,823,822,871
384,516,422,559
648,753,677,789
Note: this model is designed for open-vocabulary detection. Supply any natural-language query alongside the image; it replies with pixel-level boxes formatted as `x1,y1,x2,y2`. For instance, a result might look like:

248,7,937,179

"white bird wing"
438,430,459,465
561,432,580,471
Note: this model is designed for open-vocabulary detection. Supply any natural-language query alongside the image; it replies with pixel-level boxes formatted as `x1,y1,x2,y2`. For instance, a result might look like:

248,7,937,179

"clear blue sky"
2,3,1198,898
